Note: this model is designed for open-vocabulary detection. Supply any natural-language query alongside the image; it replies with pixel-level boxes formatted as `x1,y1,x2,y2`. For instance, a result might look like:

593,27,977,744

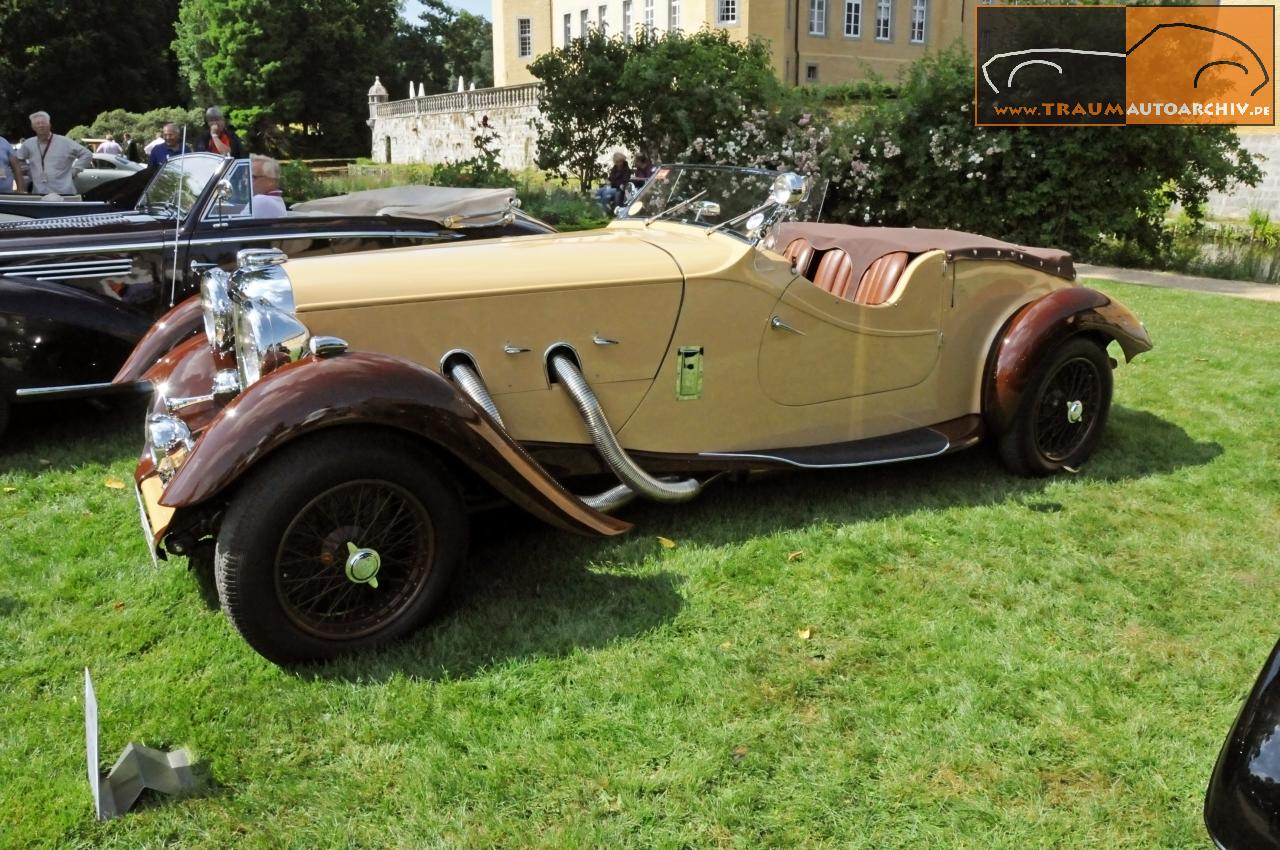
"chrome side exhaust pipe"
549,352,702,504
449,361,504,427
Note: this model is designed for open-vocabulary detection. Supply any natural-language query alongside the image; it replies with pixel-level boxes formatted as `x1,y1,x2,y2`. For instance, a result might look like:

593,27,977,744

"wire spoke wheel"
996,337,1113,476
214,430,467,665
275,480,435,640
1032,357,1103,462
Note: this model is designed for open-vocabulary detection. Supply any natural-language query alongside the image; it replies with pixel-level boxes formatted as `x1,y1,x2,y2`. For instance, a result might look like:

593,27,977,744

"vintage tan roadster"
133,165,1151,664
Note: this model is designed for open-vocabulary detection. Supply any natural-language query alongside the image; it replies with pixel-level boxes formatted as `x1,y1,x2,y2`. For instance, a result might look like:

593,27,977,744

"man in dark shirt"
595,152,631,215
197,107,246,158
147,123,192,168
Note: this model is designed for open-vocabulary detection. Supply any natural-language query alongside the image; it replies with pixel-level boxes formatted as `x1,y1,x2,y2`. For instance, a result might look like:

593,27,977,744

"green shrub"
817,46,1262,255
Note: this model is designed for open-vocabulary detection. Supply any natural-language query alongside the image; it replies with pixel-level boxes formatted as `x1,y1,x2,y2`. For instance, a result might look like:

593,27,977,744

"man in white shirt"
18,111,91,196
96,133,123,155
250,155,287,217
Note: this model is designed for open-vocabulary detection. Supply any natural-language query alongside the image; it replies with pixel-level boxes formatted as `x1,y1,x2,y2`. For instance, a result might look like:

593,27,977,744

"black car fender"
0,274,152,395
983,286,1152,434
1206,637,1280,850
157,350,631,538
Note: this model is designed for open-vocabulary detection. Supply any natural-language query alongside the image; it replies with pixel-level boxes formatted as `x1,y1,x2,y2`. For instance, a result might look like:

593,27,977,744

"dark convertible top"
774,222,1075,283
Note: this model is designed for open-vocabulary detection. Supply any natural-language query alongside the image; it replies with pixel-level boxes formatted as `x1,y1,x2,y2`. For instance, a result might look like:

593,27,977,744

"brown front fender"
157,351,631,538
113,294,203,384
986,286,1152,433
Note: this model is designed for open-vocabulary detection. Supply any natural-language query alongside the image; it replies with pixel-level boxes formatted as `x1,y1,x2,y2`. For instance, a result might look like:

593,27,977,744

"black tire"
213,430,467,665
997,337,1113,476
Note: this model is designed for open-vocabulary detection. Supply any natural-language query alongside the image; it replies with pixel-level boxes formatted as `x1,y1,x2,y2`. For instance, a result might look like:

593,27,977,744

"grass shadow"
310,532,685,682
0,395,147,474
311,405,1216,682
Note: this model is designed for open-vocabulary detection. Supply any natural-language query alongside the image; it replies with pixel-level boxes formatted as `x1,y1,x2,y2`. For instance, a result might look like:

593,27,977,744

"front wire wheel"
213,431,467,665
998,337,1113,476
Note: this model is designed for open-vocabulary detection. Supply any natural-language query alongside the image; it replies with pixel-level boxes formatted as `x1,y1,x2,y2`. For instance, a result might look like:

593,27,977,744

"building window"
581,8,589,36
910,0,926,42
844,0,861,36
809,0,826,35
644,0,654,29
875,0,891,39
623,0,633,39
718,0,737,25
564,13,572,45
669,0,680,29
518,17,533,56
806,63,819,82
598,3,607,33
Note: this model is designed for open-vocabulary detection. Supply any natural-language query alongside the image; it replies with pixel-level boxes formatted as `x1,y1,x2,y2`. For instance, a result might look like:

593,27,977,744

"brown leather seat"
782,238,816,280
853,252,909,305
812,248,855,300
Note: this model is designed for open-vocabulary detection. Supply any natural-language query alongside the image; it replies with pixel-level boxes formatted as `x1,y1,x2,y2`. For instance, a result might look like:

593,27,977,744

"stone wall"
1206,131,1280,220
369,83,543,171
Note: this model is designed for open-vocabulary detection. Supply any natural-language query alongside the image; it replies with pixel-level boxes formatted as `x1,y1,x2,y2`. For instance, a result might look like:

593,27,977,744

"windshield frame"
136,153,226,220
616,164,811,245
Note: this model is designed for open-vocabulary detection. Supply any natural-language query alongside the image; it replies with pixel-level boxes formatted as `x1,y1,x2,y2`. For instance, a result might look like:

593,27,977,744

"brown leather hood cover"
774,222,1075,284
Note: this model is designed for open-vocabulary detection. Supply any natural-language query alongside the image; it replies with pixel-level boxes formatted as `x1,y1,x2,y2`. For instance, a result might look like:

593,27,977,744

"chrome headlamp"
201,268,234,354
228,257,308,387
233,302,309,387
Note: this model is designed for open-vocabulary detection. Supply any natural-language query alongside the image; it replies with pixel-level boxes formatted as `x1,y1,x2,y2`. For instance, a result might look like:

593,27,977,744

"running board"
698,424,960,470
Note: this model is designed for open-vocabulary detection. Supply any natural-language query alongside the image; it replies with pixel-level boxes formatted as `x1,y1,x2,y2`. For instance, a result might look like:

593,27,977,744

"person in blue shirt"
147,123,191,168
0,135,21,191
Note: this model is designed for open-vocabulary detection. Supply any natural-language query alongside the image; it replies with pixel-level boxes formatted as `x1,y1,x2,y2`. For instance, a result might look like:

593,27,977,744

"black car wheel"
998,337,1113,476
213,430,467,664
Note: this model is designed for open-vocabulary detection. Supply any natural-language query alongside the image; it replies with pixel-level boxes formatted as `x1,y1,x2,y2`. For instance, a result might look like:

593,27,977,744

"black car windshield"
137,154,223,218
619,164,798,241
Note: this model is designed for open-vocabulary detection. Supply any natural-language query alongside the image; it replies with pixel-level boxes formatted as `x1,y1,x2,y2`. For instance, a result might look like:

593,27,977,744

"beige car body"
290,219,1061,455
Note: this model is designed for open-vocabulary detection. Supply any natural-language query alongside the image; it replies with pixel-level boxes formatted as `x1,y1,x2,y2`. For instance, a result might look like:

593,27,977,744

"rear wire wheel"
998,337,1113,476
213,431,467,664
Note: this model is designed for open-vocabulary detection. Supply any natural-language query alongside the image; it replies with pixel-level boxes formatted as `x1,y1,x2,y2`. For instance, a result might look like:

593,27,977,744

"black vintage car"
0,153,553,439
1206,636,1280,849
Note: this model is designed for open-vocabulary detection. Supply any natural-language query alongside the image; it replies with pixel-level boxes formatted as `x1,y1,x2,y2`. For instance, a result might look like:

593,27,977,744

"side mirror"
215,179,233,201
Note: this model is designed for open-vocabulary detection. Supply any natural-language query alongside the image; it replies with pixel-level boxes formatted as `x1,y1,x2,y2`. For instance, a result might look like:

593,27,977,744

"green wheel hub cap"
344,542,381,589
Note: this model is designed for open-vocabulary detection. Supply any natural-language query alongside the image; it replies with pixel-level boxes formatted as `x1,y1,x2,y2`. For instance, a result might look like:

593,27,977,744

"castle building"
493,0,974,88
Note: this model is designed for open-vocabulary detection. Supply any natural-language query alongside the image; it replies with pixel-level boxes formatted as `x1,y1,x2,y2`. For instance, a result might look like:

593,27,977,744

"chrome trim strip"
698,441,950,470
191,230,456,247
0,230,457,265
16,381,116,397
0,258,139,271
0,242,168,259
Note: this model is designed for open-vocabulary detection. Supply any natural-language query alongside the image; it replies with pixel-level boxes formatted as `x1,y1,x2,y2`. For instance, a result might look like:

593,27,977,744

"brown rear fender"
158,351,631,538
986,286,1152,433
113,294,204,384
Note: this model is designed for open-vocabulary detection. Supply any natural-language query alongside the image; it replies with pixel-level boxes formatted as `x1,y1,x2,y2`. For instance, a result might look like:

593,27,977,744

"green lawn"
1,281,1275,849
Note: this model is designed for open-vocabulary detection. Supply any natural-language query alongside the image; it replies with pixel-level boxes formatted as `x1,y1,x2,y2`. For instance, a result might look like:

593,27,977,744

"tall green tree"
416,0,493,90
529,28,781,189
529,29,632,191
0,0,182,138
173,0,401,156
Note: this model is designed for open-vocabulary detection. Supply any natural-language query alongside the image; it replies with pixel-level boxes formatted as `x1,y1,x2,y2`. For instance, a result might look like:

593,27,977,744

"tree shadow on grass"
311,405,1219,682
0,395,146,474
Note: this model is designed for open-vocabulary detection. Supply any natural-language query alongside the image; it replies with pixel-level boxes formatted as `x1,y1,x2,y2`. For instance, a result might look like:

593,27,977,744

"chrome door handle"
503,343,530,354
190,260,218,274
769,315,806,336
592,334,619,346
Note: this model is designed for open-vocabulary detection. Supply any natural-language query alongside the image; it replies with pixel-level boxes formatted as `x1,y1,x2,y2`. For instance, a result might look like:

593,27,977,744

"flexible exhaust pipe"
449,361,504,427
450,358,638,512
549,352,702,504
